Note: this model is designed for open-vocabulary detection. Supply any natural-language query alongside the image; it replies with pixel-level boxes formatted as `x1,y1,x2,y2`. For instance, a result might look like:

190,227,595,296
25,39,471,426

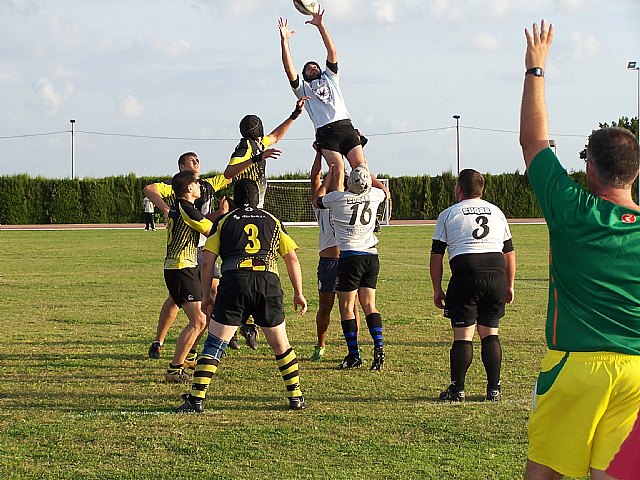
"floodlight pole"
70,119,76,179
453,115,461,175
627,62,639,201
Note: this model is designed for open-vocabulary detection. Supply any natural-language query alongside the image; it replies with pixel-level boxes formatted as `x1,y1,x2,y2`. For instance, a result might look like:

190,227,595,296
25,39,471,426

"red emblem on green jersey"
621,214,636,224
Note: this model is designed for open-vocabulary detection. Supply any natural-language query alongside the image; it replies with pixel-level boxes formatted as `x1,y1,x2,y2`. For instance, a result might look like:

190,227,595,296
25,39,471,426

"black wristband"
525,67,544,77
290,110,300,120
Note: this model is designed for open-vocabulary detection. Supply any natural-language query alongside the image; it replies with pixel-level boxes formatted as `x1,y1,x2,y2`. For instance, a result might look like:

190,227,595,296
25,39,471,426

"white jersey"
314,207,338,252
292,68,350,130
318,187,386,253
432,198,512,260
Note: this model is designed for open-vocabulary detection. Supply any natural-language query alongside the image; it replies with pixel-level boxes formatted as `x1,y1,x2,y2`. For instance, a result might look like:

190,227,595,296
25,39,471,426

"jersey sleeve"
527,148,586,231
154,181,174,200
203,215,227,256
277,228,299,257
432,210,448,243
179,202,213,235
202,174,227,192
317,191,341,209
261,136,271,149
228,138,252,166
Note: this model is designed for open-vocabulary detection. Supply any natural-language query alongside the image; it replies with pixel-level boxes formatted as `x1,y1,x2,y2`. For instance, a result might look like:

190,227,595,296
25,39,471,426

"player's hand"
261,148,282,162
433,289,446,309
524,20,554,70
293,293,307,315
278,17,295,41
305,6,325,27
505,287,515,305
201,294,214,317
294,96,309,114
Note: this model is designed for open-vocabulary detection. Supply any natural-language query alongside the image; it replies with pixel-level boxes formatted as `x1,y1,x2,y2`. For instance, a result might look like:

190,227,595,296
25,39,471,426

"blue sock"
341,319,359,356
366,313,384,348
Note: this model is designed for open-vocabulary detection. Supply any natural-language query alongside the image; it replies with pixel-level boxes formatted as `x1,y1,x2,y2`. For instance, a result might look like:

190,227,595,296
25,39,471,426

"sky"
0,0,638,179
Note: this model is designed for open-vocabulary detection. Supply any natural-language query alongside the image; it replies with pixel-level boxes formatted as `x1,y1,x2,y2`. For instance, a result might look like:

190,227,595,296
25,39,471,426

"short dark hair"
457,169,484,198
234,179,259,207
587,128,639,188
172,171,198,197
178,152,198,167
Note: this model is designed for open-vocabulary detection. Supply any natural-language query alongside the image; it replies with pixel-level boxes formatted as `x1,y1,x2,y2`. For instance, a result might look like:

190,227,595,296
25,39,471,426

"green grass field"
0,224,572,479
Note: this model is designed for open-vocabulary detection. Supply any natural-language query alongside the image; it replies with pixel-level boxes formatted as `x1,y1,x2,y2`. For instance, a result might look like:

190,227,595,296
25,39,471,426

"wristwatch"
525,67,544,77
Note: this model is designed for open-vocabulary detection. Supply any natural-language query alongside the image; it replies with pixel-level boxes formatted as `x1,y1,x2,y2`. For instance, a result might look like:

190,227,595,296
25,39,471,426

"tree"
579,116,639,160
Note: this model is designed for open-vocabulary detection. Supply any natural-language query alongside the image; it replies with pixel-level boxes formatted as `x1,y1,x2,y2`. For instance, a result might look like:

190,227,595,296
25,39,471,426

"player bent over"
177,179,308,413
314,165,387,370
429,169,516,402
162,171,215,383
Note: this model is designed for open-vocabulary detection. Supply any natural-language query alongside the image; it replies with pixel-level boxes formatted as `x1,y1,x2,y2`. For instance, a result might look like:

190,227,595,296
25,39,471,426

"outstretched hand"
278,17,295,41
305,6,325,27
524,19,554,70
261,148,282,162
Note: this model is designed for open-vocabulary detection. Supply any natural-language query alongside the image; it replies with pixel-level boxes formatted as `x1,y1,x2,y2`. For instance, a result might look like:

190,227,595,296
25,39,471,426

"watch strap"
525,67,544,77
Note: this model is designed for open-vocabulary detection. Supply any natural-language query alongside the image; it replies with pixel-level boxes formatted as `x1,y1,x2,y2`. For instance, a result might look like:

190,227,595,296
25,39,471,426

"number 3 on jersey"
244,224,261,253
472,215,490,240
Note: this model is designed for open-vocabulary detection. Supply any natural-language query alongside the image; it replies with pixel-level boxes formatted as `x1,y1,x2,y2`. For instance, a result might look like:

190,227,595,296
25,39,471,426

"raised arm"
278,17,298,82
519,20,554,168
310,145,323,203
143,183,171,224
267,97,308,144
283,250,307,315
306,8,337,64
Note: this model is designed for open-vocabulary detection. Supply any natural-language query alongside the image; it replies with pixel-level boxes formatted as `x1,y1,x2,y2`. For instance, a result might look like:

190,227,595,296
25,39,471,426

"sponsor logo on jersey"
621,213,637,224
461,206,491,215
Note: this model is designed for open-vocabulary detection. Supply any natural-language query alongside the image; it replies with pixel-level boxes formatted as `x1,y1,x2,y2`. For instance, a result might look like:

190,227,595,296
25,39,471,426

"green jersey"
528,148,640,354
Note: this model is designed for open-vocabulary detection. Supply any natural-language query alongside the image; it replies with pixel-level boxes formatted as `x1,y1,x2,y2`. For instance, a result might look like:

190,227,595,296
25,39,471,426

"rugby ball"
293,0,320,16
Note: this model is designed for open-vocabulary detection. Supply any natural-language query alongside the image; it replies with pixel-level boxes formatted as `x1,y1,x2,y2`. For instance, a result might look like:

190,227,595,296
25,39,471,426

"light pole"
70,119,76,179
453,115,460,175
628,61,639,201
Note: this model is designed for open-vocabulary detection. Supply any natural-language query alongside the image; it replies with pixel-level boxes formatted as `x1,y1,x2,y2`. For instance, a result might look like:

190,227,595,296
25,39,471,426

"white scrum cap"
348,164,371,195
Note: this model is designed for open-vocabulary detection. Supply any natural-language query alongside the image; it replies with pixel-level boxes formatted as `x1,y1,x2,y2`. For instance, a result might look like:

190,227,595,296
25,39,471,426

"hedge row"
1,170,634,225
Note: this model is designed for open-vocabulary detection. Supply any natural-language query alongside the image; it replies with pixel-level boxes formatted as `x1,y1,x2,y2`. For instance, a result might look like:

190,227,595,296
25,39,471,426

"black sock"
481,335,502,390
450,340,473,391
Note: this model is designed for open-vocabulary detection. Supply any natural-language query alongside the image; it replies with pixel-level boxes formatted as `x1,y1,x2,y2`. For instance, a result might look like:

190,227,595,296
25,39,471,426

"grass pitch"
0,224,571,479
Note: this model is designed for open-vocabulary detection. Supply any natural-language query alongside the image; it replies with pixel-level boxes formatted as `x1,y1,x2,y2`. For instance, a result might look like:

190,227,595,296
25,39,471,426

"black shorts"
317,257,339,293
315,119,361,157
335,255,379,292
212,271,285,328
164,268,202,307
444,272,506,328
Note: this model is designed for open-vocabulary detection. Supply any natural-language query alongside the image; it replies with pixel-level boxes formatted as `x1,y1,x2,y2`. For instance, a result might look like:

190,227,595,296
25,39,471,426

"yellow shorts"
528,350,640,477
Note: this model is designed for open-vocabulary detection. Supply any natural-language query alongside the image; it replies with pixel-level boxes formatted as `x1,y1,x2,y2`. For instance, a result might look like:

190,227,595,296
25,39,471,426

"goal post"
264,178,390,226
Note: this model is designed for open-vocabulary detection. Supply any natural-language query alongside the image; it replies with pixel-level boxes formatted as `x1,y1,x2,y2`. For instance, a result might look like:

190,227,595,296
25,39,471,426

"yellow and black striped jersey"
204,205,297,276
228,136,271,206
164,199,213,269
153,174,227,217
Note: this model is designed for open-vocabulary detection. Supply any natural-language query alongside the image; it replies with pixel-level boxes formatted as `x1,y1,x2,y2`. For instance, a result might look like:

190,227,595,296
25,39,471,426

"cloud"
568,31,605,59
474,32,502,52
373,0,397,23
0,71,18,83
155,38,192,59
118,95,144,118
34,77,74,110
